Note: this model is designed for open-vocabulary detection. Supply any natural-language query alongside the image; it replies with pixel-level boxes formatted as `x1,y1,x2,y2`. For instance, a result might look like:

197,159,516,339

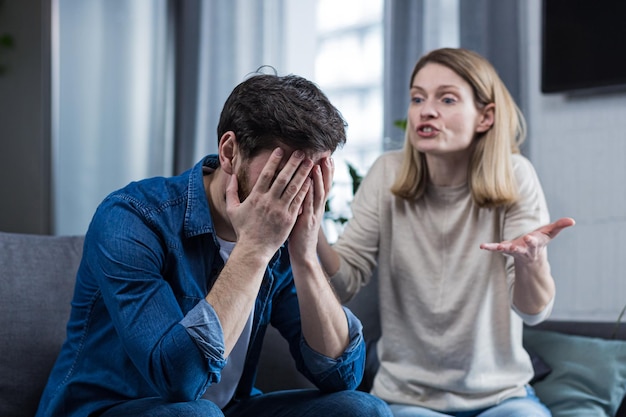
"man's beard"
236,163,252,203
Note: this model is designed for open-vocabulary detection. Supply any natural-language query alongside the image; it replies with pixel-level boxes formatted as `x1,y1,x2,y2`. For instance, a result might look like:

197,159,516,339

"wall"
0,0,51,234
521,0,626,321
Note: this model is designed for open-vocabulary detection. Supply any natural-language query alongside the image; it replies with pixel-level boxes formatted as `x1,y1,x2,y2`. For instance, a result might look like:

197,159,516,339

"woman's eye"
442,97,456,104
411,97,424,104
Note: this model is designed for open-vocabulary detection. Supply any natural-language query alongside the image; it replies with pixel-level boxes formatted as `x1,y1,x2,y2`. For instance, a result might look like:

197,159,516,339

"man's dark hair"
217,73,347,158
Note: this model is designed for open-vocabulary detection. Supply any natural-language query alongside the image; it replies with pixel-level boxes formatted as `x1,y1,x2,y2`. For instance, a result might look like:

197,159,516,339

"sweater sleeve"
331,153,395,302
505,155,554,324
504,155,551,241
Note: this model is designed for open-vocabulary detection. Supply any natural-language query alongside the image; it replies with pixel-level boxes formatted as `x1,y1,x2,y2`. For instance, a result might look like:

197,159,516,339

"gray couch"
1,231,625,417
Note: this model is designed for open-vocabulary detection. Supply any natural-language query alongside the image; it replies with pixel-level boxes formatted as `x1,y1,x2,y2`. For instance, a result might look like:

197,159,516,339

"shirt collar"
184,154,219,238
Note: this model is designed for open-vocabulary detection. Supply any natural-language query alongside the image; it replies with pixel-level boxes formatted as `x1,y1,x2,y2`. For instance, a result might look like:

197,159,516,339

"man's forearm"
205,244,268,356
291,255,350,358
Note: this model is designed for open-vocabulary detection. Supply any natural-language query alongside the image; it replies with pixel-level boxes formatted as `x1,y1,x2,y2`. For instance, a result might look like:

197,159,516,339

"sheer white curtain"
177,0,298,172
52,0,173,235
52,0,294,235
383,0,459,151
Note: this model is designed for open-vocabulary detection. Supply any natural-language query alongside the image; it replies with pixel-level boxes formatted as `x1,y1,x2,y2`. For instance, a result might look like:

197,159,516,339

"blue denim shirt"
36,155,365,417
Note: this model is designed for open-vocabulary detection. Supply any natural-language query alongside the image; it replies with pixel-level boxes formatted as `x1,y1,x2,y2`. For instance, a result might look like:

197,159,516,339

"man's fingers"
321,157,334,196
255,147,285,193
272,151,313,201
292,177,312,215
310,165,326,213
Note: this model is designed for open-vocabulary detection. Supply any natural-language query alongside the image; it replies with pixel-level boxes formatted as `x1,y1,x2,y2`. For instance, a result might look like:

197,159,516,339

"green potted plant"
323,161,363,242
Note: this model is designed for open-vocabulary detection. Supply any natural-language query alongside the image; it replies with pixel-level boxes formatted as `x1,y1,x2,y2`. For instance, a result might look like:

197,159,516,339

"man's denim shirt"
36,155,366,417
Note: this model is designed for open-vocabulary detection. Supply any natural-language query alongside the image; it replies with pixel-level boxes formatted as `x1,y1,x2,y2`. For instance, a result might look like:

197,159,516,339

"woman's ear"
218,131,237,175
476,103,495,133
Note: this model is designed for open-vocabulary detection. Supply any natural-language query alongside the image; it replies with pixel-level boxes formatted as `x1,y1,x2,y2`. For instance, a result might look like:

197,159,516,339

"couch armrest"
0,232,84,417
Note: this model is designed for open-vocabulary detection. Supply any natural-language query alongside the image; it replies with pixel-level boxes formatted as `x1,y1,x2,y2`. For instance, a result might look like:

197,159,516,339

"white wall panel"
523,0,626,321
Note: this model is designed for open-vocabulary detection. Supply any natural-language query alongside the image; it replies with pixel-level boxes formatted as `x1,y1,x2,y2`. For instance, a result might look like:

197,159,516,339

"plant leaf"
0,34,15,48
393,118,407,131
346,162,363,195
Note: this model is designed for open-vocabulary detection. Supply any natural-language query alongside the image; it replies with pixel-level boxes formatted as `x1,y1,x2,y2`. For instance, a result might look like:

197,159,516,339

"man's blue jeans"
100,389,393,417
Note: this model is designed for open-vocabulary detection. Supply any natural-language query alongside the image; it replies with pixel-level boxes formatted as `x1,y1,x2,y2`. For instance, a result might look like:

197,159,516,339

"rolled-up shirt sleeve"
299,306,365,391
180,299,228,372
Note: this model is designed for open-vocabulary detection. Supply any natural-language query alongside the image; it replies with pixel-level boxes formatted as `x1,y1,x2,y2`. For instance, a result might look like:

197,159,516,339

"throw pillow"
523,328,626,417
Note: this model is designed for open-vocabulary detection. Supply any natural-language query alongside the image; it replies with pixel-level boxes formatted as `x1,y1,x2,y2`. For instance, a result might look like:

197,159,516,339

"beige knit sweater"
331,150,551,411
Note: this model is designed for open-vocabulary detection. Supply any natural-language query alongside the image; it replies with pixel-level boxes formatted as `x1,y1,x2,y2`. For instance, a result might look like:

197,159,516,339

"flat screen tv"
541,0,626,94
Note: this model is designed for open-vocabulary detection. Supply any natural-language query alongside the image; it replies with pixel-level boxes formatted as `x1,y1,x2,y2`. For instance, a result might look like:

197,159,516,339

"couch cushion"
0,232,84,417
524,328,626,417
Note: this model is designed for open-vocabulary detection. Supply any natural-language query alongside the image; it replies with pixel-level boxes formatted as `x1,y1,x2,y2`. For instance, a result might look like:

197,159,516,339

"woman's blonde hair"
390,48,526,208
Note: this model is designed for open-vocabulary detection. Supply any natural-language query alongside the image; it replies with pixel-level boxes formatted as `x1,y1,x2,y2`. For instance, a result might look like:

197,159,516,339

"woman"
317,48,574,416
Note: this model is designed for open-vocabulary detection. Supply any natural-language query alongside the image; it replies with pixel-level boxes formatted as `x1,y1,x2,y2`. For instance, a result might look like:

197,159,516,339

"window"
313,0,384,233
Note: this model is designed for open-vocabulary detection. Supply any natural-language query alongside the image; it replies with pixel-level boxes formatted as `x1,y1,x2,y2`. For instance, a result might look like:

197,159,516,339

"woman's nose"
420,100,438,119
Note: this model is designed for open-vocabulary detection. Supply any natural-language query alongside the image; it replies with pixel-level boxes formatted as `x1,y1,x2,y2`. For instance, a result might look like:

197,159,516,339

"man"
35,73,391,417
